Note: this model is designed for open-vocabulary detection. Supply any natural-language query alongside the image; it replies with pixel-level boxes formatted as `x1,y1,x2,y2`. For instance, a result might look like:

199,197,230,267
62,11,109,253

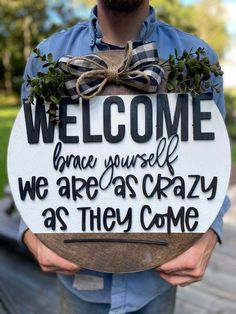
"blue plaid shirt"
20,6,230,314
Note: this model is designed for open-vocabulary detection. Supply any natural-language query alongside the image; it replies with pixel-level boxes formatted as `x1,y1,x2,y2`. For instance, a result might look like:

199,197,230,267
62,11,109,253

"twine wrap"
58,41,164,100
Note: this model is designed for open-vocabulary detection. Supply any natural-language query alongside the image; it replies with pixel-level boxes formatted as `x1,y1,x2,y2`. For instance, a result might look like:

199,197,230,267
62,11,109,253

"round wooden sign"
8,51,231,273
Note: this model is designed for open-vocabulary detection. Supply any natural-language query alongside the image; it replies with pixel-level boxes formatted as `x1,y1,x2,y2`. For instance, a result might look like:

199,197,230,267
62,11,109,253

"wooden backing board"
37,49,203,273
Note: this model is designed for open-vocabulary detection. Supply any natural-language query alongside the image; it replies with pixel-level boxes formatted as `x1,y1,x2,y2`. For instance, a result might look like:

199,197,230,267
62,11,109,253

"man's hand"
156,229,218,287
23,229,80,275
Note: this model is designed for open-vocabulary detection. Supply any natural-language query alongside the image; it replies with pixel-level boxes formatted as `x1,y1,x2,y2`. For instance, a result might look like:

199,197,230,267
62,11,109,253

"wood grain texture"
38,233,202,273
37,49,203,273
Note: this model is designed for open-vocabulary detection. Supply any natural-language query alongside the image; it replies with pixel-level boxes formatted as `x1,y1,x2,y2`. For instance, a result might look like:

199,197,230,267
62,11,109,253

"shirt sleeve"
18,219,29,248
206,46,231,243
210,195,231,243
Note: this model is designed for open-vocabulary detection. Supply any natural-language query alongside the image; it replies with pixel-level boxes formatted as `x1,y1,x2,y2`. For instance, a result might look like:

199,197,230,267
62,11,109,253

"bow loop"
58,41,164,100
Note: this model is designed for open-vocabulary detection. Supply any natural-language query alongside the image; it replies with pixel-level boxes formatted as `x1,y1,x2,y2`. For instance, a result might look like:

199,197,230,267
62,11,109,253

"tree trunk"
2,48,13,95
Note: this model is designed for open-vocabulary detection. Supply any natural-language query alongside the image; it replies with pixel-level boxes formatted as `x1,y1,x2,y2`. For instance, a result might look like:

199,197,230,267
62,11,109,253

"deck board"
176,223,236,314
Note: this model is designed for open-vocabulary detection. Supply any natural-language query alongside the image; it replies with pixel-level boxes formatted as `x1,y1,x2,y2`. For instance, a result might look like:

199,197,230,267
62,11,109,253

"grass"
231,143,236,164
0,94,19,198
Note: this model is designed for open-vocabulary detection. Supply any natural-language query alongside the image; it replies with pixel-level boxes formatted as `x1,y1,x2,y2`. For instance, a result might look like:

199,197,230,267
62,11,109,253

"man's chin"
102,0,144,13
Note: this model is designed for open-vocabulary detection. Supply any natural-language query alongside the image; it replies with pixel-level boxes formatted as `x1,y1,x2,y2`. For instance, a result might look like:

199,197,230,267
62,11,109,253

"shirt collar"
89,6,156,48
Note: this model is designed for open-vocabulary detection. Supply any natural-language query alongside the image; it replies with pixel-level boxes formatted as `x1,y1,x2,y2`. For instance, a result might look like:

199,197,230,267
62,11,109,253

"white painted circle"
8,94,231,233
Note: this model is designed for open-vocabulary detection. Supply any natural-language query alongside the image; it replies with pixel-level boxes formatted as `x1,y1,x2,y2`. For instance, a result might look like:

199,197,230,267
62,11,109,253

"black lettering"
18,176,48,200
130,95,153,143
193,93,215,140
187,175,200,198
59,100,79,143
90,208,101,231
23,98,55,144
113,176,126,198
103,96,125,143
117,207,132,232
86,177,99,200
166,134,179,175
140,205,154,230
126,175,138,198
166,206,185,233
53,142,97,172
42,208,56,231
18,176,36,200
77,207,91,231
185,207,199,231
173,176,185,198
82,99,102,143
35,177,48,199
201,176,218,200
72,176,86,200
57,177,71,198
103,207,116,231
56,207,69,231
156,94,189,141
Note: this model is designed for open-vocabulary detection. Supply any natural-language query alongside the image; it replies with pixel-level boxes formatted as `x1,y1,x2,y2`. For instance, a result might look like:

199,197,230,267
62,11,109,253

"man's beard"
102,0,144,12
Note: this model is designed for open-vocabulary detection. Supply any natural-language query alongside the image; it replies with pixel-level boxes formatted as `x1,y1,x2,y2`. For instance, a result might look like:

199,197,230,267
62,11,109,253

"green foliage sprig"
161,48,223,94
26,47,223,122
26,48,70,123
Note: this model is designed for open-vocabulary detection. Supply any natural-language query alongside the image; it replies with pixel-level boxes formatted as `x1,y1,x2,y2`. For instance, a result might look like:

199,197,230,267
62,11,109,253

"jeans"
58,279,177,314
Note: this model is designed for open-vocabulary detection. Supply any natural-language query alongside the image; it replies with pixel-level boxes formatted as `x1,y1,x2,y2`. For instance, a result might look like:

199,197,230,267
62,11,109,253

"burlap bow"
58,41,164,100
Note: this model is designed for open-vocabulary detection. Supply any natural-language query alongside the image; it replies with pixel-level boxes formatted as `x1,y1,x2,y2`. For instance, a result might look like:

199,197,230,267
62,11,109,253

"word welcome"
23,94,215,144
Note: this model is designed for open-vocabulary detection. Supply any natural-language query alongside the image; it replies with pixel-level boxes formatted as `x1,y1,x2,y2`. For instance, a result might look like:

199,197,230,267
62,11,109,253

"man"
20,1,230,313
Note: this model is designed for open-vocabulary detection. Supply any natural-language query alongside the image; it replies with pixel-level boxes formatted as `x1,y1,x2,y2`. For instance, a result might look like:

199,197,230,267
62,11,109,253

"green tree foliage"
0,0,78,94
225,90,236,140
151,0,196,33
151,0,227,57
192,0,228,57
0,1,48,93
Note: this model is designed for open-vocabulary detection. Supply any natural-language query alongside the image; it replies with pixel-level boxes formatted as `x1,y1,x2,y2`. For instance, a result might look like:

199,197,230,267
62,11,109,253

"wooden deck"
176,223,236,314
0,244,59,314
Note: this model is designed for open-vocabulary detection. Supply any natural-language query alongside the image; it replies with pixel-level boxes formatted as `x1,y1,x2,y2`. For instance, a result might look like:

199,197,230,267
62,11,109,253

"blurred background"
0,0,235,313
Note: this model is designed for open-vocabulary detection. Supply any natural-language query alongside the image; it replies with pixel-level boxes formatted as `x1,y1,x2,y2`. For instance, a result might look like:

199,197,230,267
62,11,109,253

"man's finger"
157,259,194,274
159,272,199,286
40,264,80,274
38,246,80,271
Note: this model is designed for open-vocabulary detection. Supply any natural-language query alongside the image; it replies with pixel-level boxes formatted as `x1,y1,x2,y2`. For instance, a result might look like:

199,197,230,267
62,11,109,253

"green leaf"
166,81,175,91
194,73,201,86
47,53,53,62
177,60,184,72
182,50,188,59
175,48,178,59
202,65,210,76
40,55,46,62
45,77,52,84
49,67,56,74
50,95,60,104
168,71,177,81
43,62,51,68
